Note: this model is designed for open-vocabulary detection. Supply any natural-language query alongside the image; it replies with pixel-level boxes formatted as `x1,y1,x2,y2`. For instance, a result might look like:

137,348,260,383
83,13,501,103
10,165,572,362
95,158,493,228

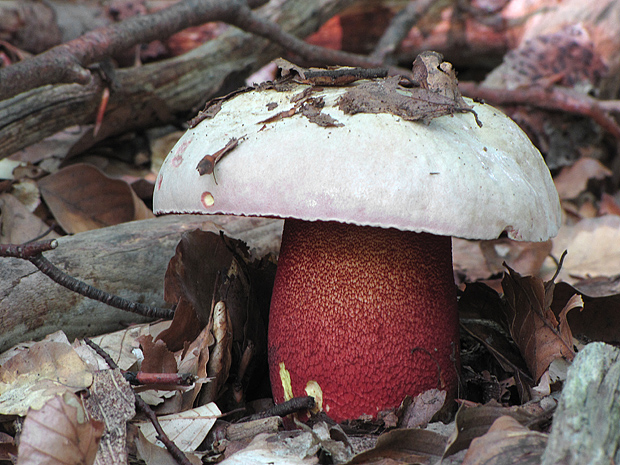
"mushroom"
153,63,561,422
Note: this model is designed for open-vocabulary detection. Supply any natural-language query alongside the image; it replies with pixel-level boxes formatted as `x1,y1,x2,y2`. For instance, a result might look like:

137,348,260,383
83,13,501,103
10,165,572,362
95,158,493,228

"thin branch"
0,239,174,319
229,3,382,68
459,81,620,140
371,0,436,63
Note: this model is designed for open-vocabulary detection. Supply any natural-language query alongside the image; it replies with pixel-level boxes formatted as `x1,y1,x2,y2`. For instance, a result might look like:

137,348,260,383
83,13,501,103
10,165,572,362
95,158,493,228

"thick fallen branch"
0,0,363,158
459,82,620,140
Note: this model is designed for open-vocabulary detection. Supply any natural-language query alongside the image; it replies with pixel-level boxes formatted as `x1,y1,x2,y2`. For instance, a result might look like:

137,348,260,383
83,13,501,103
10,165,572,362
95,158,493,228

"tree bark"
541,343,620,465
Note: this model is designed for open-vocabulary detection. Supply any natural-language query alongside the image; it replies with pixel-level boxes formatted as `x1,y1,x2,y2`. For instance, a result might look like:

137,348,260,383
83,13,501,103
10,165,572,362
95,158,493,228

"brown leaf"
550,215,620,283
198,301,232,405
38,163,154,234
598,192,620,216
337,75,475,124
0,431,17,461
177,321,215,410
553,157,611,200
501,266,577,381
551,281,620,345
348,428,446,464
138,335,179,374
453,237,552,284
300,97,343,127
17,392,104,465
411,51,461,100
0,193,59,244
163,227,235,326
0,341,93,416
156,296,204,353
257,107,297,125
444,403,536,457
399,389,447,429
462,416,547,465
483,25,607,92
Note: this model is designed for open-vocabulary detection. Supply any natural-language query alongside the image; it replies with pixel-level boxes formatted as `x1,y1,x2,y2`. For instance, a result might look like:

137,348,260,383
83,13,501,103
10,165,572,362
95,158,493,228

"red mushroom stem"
268,219,460,422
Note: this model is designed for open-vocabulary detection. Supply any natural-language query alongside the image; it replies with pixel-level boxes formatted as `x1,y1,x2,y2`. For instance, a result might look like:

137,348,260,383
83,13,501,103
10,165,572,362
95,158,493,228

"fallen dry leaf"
0,341,93,416
400,389,447,429
444,402,536,458
0,430,17,461
174,318,216,411
86,322,170,372
554,157,612,200
156,296,204,354
453,237,551,283
549,215,620,284
198,301,232,405
138,335,178,374
138,402,221,452
461,415,547,465
134,428,202,465
348,428,446,464
337,75,474,124
598,192,620,216
38,163,154,234
551,281,620,345
0,193,58,244
501,266,579,381
162,227,236,328
17,392,104,465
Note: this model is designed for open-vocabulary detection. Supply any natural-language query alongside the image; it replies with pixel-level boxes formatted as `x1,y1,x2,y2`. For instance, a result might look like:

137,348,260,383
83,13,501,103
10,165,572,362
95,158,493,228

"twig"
0,239,58,258
371,0,436,63
229,3,382,69
245,396,316,421
84,338,193,465
459,81,620,140
0,239,174,319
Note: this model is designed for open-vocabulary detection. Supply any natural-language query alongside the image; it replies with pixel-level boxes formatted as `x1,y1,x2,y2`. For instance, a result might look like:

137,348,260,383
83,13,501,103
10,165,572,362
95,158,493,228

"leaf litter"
3,35,620,464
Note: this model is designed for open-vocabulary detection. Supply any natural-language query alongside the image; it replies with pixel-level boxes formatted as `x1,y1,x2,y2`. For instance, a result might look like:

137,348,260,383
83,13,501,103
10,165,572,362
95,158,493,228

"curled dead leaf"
501,266,579,381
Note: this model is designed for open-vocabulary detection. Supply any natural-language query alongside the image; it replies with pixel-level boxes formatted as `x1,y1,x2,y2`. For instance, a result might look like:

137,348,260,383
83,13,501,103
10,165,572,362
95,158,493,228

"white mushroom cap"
154,83,561,242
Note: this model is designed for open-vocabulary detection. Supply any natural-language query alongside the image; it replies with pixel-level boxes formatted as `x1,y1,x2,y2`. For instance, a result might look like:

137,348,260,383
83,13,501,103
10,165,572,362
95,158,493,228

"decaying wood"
0,0,357,158
0,215,283,353
541,342,620,465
